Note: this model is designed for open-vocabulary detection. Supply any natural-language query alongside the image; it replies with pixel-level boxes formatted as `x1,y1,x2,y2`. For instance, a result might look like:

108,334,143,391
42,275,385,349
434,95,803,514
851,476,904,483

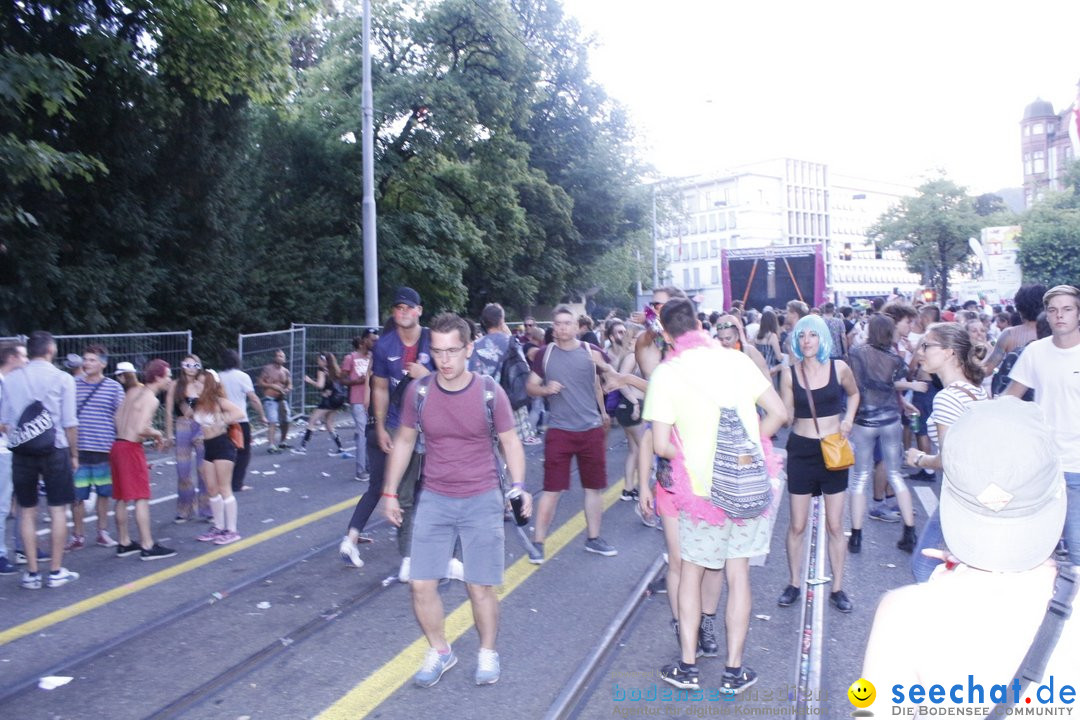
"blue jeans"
911,509,944,582
1065,472,1080,566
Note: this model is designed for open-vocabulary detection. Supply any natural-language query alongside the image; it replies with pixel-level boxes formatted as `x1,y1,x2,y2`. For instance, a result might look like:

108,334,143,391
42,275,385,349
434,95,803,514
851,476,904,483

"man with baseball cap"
862,398,1078,712
339,287,434,578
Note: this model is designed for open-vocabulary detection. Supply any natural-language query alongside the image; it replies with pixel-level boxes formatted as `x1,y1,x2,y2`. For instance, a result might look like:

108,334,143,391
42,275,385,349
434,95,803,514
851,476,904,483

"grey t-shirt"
535,342,602,432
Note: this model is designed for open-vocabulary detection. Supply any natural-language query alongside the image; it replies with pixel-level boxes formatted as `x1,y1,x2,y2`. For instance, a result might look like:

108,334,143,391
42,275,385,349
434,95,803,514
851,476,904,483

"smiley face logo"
848,678,876,708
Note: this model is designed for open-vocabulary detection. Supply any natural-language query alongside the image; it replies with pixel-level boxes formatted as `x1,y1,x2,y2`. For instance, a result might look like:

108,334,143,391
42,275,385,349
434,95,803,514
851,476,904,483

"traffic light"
842,242,852,261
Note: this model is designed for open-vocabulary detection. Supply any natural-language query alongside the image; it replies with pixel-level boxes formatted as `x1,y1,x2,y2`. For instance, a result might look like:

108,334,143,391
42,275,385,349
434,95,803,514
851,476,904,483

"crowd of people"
1,280,1077,702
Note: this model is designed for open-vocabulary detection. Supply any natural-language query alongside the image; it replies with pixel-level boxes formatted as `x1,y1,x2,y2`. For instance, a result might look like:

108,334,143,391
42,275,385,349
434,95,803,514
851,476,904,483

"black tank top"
792,360,843,419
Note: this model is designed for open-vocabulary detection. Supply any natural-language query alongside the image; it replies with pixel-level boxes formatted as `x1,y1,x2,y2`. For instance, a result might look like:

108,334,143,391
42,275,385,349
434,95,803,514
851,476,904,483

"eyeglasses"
182,362,202,370
919,342,943,351
430,347,465,359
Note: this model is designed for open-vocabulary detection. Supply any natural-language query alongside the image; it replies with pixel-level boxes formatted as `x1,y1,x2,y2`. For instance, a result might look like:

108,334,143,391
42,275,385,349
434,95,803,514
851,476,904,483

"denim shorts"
263,397,290,424
410,487,505,585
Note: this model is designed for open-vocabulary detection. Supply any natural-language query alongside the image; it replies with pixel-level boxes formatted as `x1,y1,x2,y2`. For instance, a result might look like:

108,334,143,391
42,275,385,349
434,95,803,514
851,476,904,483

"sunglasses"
181,362,202,370
716,322,737,331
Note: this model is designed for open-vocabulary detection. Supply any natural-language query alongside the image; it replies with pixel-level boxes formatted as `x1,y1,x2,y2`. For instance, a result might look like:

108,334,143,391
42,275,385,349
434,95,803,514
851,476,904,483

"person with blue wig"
777,314,861,613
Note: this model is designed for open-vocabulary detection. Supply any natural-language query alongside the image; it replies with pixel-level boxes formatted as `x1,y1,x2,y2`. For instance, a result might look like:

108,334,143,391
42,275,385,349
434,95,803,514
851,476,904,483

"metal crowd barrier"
237,328,307,421
291,323,373,415
52,331,193,376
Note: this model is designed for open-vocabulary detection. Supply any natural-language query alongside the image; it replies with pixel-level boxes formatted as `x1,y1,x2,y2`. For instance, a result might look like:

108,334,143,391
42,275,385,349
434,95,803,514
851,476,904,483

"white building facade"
656,159,921,310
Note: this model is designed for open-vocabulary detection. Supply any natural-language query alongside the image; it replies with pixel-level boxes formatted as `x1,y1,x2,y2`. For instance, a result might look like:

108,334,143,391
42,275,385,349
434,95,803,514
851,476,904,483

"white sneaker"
446,557,465,582
398,556,411,583
339,536,364,568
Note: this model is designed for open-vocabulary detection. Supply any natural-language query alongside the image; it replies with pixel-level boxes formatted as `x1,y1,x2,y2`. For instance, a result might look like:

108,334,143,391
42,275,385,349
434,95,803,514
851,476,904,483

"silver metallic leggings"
847,420,909,496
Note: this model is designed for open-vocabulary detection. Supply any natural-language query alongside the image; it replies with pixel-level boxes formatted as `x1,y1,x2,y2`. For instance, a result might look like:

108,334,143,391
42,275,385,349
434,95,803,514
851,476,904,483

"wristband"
382,493,398,499
512,482,524,489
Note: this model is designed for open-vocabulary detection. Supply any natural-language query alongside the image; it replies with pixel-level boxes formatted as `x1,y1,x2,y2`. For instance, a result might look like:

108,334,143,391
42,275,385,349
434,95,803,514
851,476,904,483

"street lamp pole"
361,0,379,327
651,184,659,288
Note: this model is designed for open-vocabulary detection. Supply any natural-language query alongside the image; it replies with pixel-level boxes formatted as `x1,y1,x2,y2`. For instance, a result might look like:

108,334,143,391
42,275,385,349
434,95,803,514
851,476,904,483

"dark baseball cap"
392,287,421,308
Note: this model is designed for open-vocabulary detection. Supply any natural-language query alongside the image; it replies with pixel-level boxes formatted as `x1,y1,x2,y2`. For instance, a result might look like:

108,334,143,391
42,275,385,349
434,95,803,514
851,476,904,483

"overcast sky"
559,0,1080,194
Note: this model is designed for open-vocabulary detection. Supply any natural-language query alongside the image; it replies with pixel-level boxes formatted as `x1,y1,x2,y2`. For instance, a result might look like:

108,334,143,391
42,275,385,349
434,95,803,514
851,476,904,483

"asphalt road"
0,420,934,719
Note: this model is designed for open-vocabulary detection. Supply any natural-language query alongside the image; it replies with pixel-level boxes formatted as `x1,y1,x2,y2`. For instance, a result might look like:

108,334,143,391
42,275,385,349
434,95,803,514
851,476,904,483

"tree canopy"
866,176,984,301
0,0,650,350
1016,161,1080,288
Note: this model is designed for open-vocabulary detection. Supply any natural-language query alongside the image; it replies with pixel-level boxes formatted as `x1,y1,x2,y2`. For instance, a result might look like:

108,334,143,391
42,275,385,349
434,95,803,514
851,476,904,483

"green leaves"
867,176,984,300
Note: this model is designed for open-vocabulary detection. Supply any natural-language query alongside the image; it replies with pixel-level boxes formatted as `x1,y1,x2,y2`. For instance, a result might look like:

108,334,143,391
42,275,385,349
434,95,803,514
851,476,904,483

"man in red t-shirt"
340,329,377,482
383,313,531,688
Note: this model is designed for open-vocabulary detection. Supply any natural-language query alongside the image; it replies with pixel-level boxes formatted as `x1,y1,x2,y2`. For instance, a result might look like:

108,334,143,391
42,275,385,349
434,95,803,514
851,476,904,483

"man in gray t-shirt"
525,305,614,563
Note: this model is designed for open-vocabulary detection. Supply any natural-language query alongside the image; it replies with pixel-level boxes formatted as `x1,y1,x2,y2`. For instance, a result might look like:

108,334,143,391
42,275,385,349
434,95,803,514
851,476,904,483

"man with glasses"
383,312,529,687
1005,284,1080,564
339,287,433,575
526,304,615,563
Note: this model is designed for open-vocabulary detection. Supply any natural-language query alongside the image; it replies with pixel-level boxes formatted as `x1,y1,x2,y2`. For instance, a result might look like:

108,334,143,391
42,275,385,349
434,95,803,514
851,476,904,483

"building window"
693,267,701,288
683,268,691,288
1024,152,1033,176
718,213,727,231
710,239,718,257
1034,150,1045,174
728,212,736,230
708,213,717,231
1024,125,1031,136
691,242,699,259
698,216,707,233
711,265,719,284
1033,122,1044,135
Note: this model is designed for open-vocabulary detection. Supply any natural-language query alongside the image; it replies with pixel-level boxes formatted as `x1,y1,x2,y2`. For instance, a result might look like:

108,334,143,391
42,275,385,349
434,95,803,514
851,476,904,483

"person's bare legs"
583,488,604,538
115,501,131,546
466,584,499,650
724,558,752,668
677,561,704,665
661,512,681,618
785,492,811,586
412,579,448,651
134,499,153,549
823,491,847,592
19,506,39,574
533,490,560,544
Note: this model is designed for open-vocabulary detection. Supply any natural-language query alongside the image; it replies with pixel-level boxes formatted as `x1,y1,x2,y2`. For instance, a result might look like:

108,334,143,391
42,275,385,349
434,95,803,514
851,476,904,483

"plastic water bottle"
910,411,922,434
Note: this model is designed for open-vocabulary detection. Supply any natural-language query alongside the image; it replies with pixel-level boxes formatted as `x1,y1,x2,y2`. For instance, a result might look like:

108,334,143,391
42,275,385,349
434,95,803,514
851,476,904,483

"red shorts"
110,440,150,501
542,426,607,492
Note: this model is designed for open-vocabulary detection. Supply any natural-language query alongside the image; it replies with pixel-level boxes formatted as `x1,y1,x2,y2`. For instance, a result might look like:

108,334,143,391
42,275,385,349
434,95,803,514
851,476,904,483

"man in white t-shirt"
1006,284,1080,565
863,399,1077,714
219,350,267,494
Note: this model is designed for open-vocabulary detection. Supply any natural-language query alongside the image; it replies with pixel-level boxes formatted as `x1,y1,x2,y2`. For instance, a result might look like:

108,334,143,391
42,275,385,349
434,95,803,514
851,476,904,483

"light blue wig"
790,314,833,364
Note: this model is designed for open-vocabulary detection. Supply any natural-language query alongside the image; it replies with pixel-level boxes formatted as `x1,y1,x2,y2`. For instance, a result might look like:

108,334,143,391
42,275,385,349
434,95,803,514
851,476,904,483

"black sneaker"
830,590,853,613
720,667,758,695
116,542,141,558
777,584,800,607
140,543,178,561
660,662,700,690
620,488,639,502
697,614,719,657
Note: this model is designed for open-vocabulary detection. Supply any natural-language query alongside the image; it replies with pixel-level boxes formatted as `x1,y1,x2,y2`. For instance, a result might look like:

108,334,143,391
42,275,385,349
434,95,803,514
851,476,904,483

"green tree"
867,177,983,301
1016,161,1080,287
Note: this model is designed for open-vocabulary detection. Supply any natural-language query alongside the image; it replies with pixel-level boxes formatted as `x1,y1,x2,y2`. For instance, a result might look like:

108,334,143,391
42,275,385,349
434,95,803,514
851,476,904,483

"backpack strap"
541,343,555,380
991,564,1078,715
480,374,508,491
412,374,434,454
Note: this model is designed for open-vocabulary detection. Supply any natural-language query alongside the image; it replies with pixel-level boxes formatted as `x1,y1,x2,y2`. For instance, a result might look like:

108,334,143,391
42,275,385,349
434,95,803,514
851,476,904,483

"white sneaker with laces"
96,530,119,548
339,536,364,568
475,648,501,685
46,567,80,588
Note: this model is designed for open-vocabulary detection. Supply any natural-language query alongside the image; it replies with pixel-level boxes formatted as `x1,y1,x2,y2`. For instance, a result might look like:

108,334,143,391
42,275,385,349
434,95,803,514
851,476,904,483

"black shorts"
785,433,848,497
13,448,75,507
614,397,641,427
204,433,237,463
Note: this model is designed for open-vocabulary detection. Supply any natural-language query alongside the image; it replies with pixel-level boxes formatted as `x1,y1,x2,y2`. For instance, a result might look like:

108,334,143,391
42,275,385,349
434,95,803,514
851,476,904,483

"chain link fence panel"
237,328,306,421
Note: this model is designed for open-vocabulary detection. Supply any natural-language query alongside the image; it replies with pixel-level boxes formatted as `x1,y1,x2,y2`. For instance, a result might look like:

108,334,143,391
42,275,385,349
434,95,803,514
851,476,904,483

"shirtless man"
983,284,1045,378
258,349,293,452
110,359,177,560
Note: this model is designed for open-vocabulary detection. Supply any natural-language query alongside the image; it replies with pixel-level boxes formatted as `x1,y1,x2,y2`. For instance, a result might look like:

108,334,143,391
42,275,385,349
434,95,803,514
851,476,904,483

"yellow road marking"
316,482,625,720
0,496,358,647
